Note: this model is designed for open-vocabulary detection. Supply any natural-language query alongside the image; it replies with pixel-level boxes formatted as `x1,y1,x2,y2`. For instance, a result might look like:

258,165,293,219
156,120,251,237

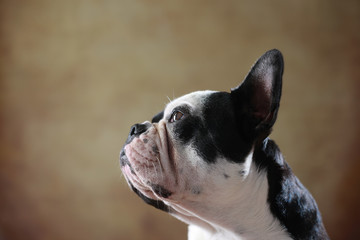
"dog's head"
120,49,284,215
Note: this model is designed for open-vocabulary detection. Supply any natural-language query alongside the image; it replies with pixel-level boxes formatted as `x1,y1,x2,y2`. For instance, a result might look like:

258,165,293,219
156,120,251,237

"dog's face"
120,49,284,225
121,90,253,204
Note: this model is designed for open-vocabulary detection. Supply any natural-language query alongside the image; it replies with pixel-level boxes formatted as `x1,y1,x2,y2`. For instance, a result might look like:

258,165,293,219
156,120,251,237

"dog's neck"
167,144,291,240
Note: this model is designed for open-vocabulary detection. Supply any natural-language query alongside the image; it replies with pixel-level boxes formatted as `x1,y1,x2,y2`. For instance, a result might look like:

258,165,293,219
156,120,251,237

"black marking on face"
169,105,196,143
119,149,128,167
120,150,137,175
152,111,164,123
120,152,136,175
191,186,202,195
152,145,159,154
171,92,253,163
223,173,230,179
152,184,172,198
204,92,255,163
143,138,148,144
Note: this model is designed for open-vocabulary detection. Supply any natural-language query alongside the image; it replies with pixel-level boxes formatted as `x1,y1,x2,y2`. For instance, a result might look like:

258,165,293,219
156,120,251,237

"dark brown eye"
170,111,184,123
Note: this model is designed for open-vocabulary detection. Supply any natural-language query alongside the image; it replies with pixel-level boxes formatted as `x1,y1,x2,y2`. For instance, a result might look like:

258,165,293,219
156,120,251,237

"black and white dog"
120,50,329,240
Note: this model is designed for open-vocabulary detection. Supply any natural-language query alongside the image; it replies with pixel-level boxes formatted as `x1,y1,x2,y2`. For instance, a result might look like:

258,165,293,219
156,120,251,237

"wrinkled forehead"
164,90,217,116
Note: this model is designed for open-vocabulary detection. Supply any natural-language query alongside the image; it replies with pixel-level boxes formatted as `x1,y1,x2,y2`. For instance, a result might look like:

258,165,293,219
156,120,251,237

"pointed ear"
231,49,284,141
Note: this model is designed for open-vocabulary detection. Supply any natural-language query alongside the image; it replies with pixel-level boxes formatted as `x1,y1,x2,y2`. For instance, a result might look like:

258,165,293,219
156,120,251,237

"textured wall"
0,0,359,239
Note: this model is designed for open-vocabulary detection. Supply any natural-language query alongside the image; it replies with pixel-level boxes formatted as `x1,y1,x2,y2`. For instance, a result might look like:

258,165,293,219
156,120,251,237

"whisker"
172,89,176,101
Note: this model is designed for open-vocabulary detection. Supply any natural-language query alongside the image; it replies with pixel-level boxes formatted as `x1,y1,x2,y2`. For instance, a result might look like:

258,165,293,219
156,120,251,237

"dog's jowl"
120,49,329,240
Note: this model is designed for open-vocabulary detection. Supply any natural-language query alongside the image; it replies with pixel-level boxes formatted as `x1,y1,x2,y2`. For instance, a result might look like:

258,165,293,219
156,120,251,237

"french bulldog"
120,49,329,240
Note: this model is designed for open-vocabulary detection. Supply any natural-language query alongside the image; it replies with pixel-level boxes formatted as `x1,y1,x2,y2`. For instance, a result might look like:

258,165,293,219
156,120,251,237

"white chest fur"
170,151,292,240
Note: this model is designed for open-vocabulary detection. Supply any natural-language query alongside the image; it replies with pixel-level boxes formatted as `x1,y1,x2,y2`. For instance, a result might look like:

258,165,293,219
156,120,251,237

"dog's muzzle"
120,122,151,168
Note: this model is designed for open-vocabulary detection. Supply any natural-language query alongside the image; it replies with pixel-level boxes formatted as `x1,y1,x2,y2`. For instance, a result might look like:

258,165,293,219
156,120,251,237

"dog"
120,49,329,240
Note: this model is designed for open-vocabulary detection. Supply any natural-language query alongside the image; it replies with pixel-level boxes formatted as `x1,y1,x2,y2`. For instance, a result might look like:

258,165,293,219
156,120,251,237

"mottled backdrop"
0,0,359,240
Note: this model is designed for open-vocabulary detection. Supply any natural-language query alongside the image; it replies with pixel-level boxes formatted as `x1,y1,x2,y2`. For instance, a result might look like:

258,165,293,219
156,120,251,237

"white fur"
169,151,290,240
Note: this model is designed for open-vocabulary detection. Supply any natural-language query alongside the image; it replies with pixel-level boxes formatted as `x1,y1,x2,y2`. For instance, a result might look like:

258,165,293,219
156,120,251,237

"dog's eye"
169,110,184,123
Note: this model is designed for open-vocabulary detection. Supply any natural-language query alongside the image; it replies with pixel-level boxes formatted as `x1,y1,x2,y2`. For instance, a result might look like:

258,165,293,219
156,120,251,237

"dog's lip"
119,149,128,167
121,122,178,196
123,164,132,177
120,148,137,176
121,150,160,200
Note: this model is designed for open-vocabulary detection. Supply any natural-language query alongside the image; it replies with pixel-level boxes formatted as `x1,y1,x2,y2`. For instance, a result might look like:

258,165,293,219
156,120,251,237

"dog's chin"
121,163,158,199
120,146,174,200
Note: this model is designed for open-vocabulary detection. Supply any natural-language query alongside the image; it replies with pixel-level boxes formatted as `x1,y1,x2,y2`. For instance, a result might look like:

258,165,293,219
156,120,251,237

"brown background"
1,0,359,240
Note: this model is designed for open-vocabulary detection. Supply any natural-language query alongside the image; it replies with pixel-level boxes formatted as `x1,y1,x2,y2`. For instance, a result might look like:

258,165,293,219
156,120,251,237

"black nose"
130,123,149,136
126,122,151,144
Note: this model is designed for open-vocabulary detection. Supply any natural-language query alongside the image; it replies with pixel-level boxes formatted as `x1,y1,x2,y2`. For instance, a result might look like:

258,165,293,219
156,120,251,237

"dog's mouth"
120,148,171,212
120,149,161,200
120,126,175,201
120,149,136,175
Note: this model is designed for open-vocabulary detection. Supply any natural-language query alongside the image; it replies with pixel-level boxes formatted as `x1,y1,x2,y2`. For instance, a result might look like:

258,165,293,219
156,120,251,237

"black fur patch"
253,139,328,239
120,149,130,168
152,184,172,198
191,186,202,195
170,92,252,163
202,92,253,163
152,111,164,123
230,49,283,143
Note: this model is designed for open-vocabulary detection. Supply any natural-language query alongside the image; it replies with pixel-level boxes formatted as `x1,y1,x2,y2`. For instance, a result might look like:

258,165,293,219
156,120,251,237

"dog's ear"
231,49,284,141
